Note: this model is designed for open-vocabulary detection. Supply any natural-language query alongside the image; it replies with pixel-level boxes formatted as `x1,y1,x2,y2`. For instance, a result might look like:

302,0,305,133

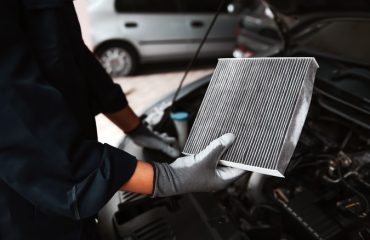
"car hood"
265,0,370,15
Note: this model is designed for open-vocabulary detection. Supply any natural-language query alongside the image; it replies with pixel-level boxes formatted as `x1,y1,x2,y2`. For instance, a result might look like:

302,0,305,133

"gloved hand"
126,123,180,158
152,133,245,197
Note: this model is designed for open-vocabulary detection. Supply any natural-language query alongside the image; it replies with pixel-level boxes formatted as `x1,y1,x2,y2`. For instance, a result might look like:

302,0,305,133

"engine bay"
219,107,370,240
107,56,370,240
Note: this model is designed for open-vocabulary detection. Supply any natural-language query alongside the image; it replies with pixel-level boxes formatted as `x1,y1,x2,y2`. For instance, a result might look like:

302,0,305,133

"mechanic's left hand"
126,123,180,158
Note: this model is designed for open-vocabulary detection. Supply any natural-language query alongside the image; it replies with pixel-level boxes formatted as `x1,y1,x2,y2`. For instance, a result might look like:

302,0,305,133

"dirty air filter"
183,57,319,177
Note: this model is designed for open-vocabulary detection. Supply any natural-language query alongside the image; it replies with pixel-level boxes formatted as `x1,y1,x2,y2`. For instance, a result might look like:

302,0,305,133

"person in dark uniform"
0,1,244,239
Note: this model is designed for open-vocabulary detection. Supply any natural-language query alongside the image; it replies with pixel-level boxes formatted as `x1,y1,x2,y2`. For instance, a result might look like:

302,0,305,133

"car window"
115,0,179,13
177,0,227,13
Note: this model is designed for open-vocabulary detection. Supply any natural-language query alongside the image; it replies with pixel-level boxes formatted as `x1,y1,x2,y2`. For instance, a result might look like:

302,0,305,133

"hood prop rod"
170,0,228,111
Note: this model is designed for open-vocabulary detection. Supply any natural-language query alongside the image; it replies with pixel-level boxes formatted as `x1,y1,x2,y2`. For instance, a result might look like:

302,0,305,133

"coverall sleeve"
0,2,137,220
81,44,129,115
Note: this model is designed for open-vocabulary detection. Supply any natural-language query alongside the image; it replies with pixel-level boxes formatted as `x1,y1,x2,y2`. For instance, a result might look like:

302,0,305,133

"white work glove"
152,133,245,197
126,123,180,158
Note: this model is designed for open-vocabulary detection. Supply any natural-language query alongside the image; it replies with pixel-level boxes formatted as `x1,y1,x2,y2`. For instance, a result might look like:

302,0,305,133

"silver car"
88,0,241,76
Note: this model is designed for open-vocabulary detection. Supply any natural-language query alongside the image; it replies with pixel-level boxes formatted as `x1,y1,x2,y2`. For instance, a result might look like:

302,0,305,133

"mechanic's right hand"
151,133,245,197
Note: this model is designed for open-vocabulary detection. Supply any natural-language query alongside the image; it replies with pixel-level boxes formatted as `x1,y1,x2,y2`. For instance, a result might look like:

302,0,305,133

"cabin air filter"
183,57,319,177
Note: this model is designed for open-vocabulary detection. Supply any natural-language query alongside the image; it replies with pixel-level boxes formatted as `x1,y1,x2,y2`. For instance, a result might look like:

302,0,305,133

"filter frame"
183,57,319,177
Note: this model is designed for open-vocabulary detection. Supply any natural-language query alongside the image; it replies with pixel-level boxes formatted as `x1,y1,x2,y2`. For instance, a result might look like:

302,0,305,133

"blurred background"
74,0,275,147
74,0,219,146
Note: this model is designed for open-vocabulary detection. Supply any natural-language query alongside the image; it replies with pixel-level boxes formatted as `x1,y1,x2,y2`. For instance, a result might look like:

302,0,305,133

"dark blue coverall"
0,0,137,239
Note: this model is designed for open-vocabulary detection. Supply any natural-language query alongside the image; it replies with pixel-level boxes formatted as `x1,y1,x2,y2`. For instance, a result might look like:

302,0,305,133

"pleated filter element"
183,57,319,177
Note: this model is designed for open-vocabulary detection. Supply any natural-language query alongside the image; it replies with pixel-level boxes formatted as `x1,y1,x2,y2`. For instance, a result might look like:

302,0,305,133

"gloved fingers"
162,145,181,158
196,133,235,165
131,135,180,158
154,141,180,158
216,166,246,182
155,132,177,144
128,124,180,157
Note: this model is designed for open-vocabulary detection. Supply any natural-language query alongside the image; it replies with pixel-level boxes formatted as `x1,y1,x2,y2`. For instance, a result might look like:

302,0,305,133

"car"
88,0,242,76
233,0,283,58
98,0,370,239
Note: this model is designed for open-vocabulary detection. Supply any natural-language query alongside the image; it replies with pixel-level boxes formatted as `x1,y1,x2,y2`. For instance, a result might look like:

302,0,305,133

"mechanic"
0,1,244,239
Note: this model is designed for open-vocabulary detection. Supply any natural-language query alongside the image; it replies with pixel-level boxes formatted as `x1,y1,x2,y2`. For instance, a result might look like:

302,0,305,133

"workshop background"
75,0,213,147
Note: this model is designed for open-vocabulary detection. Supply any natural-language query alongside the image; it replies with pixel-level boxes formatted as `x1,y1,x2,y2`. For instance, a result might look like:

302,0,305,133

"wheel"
96,43,138,77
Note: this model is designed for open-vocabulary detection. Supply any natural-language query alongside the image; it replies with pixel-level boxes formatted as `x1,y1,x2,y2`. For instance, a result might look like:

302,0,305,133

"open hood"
256,0,370,67
265,0,370,15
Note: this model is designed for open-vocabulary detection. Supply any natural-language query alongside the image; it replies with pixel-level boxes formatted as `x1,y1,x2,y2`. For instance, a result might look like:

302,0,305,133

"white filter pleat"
183,57,319,177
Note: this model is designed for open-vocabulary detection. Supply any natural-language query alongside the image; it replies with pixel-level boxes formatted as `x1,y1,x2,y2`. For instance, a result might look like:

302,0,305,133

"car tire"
96,43,138,77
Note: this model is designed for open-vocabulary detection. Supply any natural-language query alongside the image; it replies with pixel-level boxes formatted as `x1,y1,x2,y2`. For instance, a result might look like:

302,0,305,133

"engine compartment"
218,106,370,240
109,56,370,240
